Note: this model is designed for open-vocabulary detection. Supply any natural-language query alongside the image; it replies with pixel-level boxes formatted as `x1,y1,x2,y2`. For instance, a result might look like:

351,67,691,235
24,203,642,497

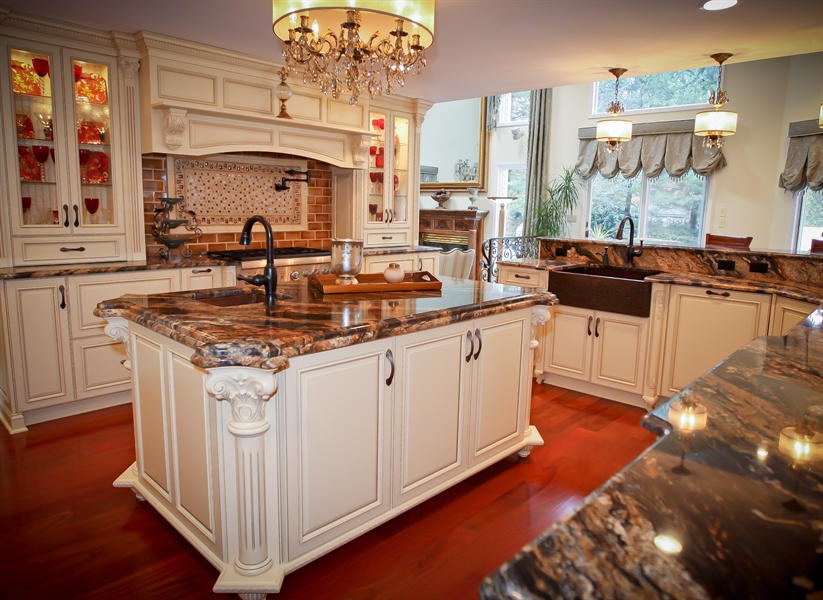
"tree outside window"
497,164,527,236
498,91,531,126
795,188,823,252
588,171,707,246
593,67,719,114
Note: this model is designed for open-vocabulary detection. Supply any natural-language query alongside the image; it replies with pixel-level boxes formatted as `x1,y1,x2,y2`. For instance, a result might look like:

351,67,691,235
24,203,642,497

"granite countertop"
0,256,228,280
481,308,823,599
364,245,441,256
95,278,556,372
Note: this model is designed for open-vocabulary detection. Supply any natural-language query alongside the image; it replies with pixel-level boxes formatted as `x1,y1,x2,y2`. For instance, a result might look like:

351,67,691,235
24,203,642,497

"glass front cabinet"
1,33,140,266
364,109,415,247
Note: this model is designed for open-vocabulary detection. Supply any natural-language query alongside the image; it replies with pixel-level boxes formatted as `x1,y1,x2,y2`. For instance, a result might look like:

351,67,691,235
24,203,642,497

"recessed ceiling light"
702,0,738,10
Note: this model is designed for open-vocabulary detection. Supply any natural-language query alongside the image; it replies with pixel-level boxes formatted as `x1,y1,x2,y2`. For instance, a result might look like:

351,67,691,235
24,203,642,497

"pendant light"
596,68,632,153
694,53,738,149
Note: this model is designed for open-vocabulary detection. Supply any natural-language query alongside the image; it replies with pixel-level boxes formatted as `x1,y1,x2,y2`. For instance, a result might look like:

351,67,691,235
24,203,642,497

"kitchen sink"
197,292,268,307
548,266,661,317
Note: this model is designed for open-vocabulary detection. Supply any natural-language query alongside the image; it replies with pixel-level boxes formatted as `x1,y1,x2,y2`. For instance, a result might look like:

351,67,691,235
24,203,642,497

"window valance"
575,132,727,180
779,133,822,193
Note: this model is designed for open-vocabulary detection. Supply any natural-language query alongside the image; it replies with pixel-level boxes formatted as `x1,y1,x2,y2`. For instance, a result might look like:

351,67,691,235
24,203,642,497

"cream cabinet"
544,305,650,396
0,30,143,266
769,296,819,336
660,285,770,396
497,264,548,289
363,251,440,276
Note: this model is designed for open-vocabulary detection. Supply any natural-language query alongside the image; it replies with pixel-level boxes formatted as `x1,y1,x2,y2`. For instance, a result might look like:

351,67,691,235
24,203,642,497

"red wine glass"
74,64,83,82
368,203,378,220
78,149,90,165
32,145,49,163
84,197,99,214
21,197,32,212
32,58,49,78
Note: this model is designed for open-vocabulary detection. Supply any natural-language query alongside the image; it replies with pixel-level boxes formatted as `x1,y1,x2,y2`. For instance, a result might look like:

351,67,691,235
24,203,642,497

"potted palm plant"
530,166,582,237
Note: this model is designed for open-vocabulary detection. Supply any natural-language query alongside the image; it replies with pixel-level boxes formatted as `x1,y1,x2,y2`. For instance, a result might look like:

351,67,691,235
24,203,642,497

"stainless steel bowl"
330,238,364,285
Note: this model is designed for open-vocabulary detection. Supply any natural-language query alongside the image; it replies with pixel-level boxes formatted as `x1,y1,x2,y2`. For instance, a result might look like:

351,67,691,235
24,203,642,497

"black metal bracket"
274,169,311,192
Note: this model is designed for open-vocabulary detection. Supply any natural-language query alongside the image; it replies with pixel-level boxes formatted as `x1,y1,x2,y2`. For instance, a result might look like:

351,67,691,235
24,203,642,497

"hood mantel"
135,31,378,168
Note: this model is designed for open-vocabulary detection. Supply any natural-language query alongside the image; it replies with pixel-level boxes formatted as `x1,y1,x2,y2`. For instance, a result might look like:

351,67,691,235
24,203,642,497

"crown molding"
0,6,119,53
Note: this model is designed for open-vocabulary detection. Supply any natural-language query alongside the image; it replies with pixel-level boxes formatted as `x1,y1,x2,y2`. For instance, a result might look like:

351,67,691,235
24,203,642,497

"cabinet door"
770,296,818,336
418,252,438,275
468,310,531,467
543,305,594,382
392,322,470,507
5,278,73,411
661,285,770,395
284,339,392,560
71,334,129,400
591,311,649,394
180,266,222,290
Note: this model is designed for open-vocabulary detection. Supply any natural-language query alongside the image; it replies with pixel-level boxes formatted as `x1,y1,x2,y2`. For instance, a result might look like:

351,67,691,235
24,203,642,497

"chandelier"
694,53,738,149
272,1,436,105
595,68,632,153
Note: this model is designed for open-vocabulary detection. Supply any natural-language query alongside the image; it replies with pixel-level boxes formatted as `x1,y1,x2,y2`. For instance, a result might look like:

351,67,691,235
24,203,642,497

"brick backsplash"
142,153,334,258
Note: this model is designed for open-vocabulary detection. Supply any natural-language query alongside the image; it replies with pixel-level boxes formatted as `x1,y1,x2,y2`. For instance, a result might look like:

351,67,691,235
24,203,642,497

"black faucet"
615,216,643,266
236,215,277,305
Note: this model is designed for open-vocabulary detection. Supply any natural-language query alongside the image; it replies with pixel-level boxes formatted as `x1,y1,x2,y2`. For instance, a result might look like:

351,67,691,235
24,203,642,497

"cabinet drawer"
180,266,223,290
365,229,409,247
497,266,547,289
69,271,181,338
71,335,131,400
13,236,125,264
365,256,417,274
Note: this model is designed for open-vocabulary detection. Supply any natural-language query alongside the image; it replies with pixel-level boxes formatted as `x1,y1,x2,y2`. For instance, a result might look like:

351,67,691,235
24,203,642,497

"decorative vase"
467,187,480,211
383,263,405,283
331,238,364,285
431,188,451,210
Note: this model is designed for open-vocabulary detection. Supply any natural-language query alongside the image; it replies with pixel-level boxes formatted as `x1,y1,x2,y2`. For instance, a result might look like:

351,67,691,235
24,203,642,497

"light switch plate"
719,207,727,217
718,218,726,228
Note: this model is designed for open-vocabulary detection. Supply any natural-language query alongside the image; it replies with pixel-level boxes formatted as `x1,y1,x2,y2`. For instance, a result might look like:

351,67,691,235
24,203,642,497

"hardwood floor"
0,383,657,599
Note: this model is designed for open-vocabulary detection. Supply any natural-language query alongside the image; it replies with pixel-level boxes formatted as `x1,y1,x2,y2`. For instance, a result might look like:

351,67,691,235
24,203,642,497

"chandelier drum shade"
272,0,435,105
694,52,737,149
596,68,632,153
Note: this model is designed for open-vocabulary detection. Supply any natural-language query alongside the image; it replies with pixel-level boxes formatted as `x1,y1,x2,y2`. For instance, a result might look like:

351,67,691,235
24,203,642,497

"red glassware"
376,173,384,183
32,145,50,163
49,148,55,162
375,154,384,168
74,64,83,82
78,149,90,165
369,172,378,183
84,197,100,214
32,58,49,78
21,197,32,212
368,203,378,215
369,145,377,156
377,118,384,129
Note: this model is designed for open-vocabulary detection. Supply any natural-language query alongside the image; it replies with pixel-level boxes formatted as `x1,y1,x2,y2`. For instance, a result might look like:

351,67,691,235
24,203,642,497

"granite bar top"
95,279,555,372
480,308,823,599
0,256,228,281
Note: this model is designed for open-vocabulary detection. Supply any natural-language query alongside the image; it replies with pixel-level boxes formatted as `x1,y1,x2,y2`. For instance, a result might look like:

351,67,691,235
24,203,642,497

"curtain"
779,134,823,192
485,95,501,132
575,132,727,180
523,88,552,236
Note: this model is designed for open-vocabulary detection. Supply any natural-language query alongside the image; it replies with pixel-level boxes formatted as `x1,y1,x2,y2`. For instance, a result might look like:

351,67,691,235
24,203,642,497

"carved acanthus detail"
119,57,140,79
531,305,551,341
162,108,188,150
206,367,277,425
103,317,131,369
352,135,371,166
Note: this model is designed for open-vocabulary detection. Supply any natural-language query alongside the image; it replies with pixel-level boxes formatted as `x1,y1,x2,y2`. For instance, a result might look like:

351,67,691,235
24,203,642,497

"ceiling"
2,0,822,103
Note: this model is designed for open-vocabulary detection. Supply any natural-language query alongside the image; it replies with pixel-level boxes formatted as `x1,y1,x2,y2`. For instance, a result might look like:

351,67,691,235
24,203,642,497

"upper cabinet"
135,33,372,168
0,12,145,266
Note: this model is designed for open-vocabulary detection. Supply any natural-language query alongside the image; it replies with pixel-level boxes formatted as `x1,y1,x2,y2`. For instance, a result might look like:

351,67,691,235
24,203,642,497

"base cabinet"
660,285,770,396
544,305,649,396
363,251,440,276
769,296,818,336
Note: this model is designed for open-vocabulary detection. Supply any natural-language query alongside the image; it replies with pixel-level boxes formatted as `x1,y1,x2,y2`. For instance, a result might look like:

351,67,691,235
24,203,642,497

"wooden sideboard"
419,209,488,279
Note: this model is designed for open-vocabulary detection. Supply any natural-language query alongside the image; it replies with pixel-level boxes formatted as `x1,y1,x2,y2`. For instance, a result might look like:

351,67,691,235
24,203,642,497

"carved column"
519,304,550,458
116,56,145,260
206,367,277,577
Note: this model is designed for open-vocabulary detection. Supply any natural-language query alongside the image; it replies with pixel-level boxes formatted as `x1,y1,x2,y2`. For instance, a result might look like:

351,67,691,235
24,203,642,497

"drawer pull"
60,246,86,252
58,285,66,310
706,289,731,297
191,268,212,274
62,204,69,228
595,317,601,338
466,331,474,362
587,315,593,336
474,328,482,360
382,236,393,240
514,274,531,280
385,349,395,386
73,204,79,228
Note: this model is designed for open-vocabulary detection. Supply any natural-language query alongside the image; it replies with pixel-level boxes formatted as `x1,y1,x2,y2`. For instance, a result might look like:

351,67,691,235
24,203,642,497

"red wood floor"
0,383,657,599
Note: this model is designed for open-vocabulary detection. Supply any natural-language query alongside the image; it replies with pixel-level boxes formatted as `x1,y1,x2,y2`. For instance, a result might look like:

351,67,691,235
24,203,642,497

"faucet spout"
615,216,643,266
237,215,277,305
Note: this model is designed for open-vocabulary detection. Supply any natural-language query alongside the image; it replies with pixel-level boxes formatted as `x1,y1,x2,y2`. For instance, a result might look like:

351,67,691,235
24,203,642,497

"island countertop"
480,307,823,599
95,278,556,372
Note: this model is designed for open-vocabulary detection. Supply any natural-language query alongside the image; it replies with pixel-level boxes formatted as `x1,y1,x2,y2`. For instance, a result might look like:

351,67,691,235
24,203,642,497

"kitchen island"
480,306,823,599
95,279,554,598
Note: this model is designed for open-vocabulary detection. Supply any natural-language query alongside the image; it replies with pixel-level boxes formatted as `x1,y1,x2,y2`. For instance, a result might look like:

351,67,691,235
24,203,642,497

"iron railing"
480,236,540,282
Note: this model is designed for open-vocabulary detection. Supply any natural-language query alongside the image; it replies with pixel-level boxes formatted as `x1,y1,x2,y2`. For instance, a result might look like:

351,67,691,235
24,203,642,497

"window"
496,163,527,237
497,91,530,126
794,188,823,252
587,171,707,246
593,66,720,115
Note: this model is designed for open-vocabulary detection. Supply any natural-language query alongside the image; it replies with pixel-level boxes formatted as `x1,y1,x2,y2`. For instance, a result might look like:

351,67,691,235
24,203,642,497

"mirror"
420,98,489,192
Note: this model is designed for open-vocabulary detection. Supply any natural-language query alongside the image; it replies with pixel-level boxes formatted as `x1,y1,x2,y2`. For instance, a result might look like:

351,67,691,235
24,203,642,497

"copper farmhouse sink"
548,266,661,317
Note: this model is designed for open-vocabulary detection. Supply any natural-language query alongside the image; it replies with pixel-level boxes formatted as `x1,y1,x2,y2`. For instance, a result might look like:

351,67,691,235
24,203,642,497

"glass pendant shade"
694,109,738,138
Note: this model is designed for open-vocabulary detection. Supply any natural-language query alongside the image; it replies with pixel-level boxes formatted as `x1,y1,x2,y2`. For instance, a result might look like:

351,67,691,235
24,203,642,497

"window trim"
497,92,530,127
496,162,527,237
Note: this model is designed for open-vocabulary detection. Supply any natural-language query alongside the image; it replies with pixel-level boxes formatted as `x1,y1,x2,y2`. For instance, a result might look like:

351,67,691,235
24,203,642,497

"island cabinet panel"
283,340,393,560
469,311,531,467
769,296,819,336
392,322,470,506
5,278,73,410
661,285,770,396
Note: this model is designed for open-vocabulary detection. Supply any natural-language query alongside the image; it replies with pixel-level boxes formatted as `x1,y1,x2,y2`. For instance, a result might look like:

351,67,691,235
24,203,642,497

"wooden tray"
309,271,442,294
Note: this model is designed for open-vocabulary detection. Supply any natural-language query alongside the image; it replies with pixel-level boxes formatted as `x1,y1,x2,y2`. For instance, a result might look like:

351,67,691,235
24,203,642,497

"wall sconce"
511,127,525,141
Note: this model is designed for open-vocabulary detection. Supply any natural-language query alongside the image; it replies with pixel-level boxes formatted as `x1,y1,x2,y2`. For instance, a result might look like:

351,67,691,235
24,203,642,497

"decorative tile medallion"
172,156,307,230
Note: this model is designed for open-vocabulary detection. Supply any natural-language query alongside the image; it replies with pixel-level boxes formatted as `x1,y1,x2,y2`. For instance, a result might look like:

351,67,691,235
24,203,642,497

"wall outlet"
717,259,736,271
718,217,726,228
749,261,769,273
554,247,568,257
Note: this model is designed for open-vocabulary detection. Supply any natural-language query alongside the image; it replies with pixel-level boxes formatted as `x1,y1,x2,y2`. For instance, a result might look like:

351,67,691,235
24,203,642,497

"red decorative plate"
86,151,109,184
78,121,105,144
16,114,34,139
11,61,40,96
18,146,41,181
75,73,108,104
